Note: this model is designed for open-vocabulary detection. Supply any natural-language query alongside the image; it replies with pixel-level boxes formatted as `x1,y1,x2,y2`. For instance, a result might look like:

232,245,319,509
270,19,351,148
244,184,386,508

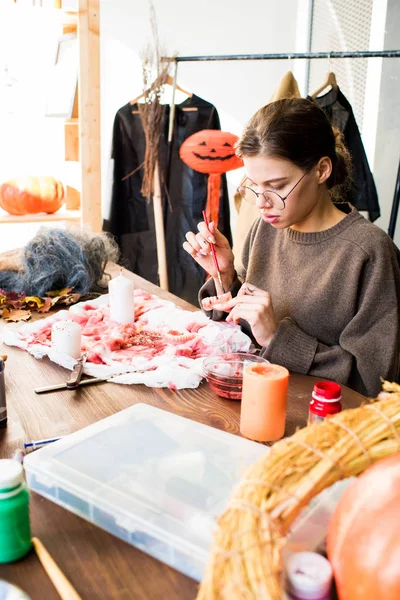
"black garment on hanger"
103,94,232,306
308,87,380,222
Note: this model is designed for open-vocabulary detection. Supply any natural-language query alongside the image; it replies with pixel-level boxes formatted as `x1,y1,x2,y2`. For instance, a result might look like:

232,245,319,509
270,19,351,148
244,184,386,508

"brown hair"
236,98,352,196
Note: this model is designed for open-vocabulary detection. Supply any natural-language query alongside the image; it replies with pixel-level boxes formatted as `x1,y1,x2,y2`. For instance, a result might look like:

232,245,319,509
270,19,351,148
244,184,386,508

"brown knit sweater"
199,206,400,397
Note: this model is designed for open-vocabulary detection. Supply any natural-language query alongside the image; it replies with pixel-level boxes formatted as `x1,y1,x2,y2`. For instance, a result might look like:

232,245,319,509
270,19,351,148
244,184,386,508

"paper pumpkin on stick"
179,130,243,225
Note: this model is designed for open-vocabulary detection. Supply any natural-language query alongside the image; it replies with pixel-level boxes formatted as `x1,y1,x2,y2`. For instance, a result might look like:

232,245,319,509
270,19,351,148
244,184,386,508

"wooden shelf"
0,209,81,225
65,119,79,161
61,10,78,34
10,2,101,232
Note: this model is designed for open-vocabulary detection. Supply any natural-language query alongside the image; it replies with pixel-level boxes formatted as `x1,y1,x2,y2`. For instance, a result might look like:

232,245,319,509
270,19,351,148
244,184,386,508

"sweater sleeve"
261,242,400,398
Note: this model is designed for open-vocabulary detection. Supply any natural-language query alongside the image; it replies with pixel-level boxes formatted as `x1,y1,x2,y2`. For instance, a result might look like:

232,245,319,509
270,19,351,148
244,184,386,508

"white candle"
108,274,135,324
51,320,82,359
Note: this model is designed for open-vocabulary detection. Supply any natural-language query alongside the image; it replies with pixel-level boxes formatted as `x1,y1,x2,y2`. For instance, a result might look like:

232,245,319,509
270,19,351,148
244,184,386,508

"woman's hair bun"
330,126,352,190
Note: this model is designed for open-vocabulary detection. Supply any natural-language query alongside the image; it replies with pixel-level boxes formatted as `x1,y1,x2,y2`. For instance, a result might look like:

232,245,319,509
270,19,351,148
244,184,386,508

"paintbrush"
202,210,225,295
32,537,83,600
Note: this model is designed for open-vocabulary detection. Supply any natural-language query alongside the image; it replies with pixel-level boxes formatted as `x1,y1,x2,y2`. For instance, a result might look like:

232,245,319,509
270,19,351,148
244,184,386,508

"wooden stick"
165,61,178,195
167,61,178,144
153,162,169,290
32,537,83,600
202,210,225,295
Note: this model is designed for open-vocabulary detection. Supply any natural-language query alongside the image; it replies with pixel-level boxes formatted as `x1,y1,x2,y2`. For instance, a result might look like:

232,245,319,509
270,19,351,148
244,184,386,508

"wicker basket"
197,381,400,600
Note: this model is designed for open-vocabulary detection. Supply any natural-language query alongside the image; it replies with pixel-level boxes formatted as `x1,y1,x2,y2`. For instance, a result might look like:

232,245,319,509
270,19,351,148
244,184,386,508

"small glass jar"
308,382,342,425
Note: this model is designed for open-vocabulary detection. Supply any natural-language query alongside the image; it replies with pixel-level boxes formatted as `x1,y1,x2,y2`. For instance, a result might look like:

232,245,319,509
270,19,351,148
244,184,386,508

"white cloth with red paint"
2,289,252,389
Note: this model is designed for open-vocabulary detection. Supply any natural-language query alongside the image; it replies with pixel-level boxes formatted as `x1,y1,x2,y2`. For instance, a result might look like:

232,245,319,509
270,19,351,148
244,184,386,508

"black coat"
309,87,380,222
103,94,232,306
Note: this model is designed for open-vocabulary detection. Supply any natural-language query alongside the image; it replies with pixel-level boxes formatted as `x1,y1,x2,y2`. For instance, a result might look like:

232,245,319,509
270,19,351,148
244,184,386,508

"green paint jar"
0,459,31,563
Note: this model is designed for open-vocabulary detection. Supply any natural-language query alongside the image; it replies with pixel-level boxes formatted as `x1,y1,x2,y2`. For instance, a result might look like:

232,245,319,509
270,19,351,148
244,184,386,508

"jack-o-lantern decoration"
180,130,243,225
0,176,65,216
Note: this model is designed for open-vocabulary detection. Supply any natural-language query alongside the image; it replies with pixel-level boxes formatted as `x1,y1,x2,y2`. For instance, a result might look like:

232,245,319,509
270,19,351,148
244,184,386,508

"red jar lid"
312,381,341,403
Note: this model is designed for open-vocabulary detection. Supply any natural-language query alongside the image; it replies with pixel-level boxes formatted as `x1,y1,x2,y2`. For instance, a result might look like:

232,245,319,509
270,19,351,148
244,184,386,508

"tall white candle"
108,274,135,324
51,320,82,359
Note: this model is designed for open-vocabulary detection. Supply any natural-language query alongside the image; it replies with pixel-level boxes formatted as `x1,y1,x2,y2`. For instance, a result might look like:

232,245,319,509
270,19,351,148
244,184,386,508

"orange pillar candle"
240,363,289,442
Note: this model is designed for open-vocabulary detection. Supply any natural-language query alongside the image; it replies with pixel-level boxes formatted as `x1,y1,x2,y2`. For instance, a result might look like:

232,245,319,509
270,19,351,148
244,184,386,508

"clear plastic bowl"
203,353,269,400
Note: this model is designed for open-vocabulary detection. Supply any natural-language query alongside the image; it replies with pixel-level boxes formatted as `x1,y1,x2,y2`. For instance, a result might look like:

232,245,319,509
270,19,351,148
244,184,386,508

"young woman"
183,98,400,397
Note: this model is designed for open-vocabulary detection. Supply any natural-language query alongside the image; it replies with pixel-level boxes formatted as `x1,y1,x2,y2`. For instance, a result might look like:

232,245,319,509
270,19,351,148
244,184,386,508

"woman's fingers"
208,221,230,247
185,231,200,251
197,221,216,243
226,295,278,348
221,292,270,311
195,233,211,255
184,231,207,257
226,303,256,325
197,221,230,248
237,283,269,297
184,222,235,279
182,240,198,259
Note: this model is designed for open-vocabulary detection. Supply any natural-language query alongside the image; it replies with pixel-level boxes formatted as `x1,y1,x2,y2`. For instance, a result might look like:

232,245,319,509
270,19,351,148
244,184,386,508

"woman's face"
242,154,328,229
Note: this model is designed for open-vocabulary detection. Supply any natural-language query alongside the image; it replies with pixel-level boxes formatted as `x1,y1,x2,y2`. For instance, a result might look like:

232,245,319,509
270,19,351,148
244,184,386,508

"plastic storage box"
24,404,267,580
285,477,354,557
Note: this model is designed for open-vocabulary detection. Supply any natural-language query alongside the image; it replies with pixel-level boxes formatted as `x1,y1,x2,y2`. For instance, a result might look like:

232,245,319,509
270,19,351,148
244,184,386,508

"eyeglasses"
237,171,308,210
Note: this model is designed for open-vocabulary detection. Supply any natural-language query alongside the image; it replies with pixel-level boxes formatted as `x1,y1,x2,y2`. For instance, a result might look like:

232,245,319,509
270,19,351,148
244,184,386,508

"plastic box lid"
24,403,267,581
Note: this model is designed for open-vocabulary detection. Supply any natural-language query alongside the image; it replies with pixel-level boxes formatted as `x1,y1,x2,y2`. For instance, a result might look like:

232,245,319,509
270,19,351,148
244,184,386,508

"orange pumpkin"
179,130,243,174
0,176,65,216
327,453,400,600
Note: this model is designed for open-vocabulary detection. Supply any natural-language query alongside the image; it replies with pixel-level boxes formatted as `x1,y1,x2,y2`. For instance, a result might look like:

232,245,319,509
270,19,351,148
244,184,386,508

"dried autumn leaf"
45,287,73,298
0,289,25,302
51,293,81,306
37,297,52,313
0,289,25,309
24,296,46,309
2,308,31,322
59,293,81,306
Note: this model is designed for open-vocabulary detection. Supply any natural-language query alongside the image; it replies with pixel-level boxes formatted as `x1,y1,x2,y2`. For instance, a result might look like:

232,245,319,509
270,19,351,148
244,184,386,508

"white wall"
0,5,75,253
372,0,400,247
100,0,303,235
0,6,63,180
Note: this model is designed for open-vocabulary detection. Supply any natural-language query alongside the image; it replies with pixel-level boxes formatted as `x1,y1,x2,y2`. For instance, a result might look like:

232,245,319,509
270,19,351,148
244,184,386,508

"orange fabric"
205,173,221,226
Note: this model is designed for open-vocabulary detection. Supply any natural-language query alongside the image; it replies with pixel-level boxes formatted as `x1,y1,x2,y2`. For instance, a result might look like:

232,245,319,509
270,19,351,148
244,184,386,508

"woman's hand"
183,220,235,291
225,283,278,348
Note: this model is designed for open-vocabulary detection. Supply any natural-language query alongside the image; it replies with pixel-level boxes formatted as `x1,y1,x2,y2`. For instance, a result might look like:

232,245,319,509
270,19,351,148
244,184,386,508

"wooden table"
0,266,365,600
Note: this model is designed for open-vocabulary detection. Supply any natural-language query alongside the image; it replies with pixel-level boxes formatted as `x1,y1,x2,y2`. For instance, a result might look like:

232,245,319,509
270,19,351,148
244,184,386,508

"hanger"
130,74,192,106
270,71,301,102
310,71,338,99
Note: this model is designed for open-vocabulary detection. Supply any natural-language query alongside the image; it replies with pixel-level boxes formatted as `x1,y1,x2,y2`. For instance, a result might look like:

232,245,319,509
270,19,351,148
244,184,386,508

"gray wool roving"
0,228,119,296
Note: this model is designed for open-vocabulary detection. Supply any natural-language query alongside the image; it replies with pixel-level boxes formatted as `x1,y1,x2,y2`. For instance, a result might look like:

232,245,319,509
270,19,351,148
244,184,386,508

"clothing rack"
171,50,400,62
165,49,400,239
